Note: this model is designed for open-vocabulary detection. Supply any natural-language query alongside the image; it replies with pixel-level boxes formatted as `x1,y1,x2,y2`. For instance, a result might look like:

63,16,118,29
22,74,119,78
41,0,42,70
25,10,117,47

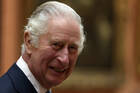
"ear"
24,32,32,55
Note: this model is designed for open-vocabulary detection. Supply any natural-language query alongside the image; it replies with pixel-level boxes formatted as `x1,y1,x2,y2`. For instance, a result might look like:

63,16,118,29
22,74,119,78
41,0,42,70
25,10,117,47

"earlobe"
24,32,32,54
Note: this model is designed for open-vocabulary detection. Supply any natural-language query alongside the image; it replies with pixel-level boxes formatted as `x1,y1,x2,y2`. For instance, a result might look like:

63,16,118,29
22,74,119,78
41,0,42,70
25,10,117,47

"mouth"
49,66,67,73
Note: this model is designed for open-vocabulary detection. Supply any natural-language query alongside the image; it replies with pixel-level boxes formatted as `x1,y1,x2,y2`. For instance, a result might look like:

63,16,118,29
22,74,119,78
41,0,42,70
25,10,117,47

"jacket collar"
8,63,37,93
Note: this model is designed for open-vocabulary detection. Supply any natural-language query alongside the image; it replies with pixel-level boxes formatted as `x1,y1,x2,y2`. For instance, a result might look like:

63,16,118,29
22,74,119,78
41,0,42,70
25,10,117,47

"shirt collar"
16,56,47,93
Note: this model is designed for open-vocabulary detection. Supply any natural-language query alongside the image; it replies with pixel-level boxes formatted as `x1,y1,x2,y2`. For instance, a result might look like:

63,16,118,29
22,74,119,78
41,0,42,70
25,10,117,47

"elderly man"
0,1,85,93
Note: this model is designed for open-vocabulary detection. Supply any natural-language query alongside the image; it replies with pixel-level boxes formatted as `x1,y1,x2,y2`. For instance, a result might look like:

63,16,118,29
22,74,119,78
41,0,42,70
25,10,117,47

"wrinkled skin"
23,17,81,89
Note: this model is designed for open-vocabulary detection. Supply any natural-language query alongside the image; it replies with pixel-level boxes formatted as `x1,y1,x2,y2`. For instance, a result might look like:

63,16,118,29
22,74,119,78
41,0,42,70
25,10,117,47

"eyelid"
69,45,77,49
51,41,64,50
50,40,79,52
53,41,63,46
71,43,79,48
68,44,78,53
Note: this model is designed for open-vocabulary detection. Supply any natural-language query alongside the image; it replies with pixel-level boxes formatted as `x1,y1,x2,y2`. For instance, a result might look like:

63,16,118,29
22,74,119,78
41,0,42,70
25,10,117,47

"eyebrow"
49,39,80,47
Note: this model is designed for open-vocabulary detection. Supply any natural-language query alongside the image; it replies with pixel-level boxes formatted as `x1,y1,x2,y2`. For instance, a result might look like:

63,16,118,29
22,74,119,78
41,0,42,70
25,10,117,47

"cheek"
39,48,56,61
70,54,78,63
40,49,57,65
31,48,56,69
69,55,78,69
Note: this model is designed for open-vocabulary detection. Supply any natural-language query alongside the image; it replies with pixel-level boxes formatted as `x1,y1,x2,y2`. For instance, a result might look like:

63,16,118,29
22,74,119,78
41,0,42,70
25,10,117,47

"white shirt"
16,56,47,93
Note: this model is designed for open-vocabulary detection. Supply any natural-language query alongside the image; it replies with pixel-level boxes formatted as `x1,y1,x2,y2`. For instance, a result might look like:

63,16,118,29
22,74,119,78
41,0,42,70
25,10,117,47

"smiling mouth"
49,67,66,73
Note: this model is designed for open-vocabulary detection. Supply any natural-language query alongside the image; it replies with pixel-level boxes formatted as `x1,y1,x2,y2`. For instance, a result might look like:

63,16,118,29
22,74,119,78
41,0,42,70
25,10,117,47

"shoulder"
0,63,37,93
0,72,17,93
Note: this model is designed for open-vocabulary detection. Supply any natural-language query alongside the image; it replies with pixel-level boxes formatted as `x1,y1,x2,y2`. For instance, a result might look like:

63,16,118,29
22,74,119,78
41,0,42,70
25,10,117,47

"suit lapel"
8,63,37,93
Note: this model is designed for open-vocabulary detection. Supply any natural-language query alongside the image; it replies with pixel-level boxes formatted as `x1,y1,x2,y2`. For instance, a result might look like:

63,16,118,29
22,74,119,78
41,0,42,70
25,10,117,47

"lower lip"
49,67,65,76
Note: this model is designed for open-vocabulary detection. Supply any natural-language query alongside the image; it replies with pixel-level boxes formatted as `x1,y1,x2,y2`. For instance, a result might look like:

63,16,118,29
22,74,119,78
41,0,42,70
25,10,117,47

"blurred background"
0,0,140,93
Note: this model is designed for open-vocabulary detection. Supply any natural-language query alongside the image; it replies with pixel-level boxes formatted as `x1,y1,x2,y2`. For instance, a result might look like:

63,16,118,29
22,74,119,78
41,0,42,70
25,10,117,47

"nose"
57,48,69,67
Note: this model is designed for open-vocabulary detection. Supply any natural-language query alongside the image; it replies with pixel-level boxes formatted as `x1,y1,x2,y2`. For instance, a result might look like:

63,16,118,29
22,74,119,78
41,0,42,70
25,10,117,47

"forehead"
40,16,81,45
48,16,80,32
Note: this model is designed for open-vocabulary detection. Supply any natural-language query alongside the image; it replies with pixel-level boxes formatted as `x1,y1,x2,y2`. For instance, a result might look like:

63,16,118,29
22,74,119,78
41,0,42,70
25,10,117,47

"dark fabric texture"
0,63,37,93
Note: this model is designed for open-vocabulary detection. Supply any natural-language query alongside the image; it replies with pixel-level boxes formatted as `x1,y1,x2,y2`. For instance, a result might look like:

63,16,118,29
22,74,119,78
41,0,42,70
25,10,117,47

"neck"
22,51,30,64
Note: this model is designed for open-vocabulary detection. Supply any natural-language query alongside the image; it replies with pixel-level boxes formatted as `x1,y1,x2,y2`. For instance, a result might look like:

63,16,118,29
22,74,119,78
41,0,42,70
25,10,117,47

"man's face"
27,17,81,89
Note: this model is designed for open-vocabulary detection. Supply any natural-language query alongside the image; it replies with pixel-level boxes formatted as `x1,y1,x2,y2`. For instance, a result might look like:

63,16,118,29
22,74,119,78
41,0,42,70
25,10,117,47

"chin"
46,77,65,87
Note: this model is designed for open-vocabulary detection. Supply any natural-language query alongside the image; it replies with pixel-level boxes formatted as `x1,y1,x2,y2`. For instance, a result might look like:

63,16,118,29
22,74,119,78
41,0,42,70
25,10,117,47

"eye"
68,45,78,53
51,42,63,50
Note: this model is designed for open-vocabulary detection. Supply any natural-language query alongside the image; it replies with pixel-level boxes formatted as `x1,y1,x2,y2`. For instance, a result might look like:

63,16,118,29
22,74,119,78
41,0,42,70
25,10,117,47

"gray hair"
21,1,85,54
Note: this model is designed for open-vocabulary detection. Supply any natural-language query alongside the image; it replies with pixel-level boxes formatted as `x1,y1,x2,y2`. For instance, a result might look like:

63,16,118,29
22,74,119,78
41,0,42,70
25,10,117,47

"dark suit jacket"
0,63,37,93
